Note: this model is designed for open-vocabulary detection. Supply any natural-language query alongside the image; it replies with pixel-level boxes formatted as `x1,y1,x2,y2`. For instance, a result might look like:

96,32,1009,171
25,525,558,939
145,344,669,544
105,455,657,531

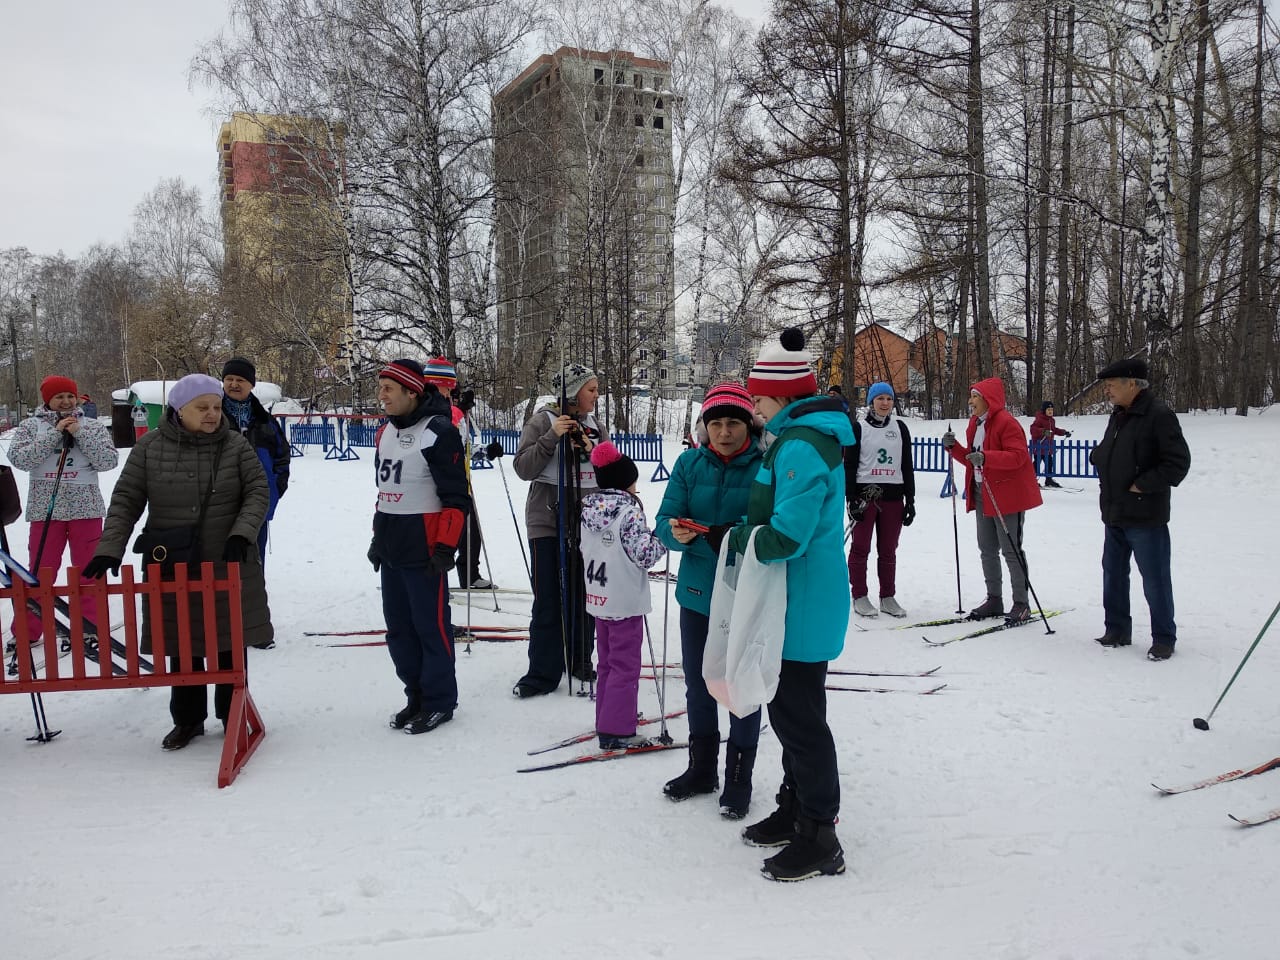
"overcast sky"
21,0,1273,261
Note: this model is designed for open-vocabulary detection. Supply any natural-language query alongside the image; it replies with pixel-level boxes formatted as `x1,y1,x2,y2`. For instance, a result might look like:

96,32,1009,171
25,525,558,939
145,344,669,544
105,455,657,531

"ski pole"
980,474,1053,634
1193,599,1280,731
946,426,962,614
485,443,532,582
18,431,72,742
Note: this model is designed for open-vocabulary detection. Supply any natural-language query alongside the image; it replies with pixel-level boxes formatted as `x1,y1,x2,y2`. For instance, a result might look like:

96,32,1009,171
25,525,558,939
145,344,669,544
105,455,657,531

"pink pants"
21,518,105,642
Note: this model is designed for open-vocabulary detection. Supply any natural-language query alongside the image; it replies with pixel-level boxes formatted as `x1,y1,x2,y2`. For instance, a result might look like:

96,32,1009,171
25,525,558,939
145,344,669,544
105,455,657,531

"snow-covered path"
5,411,1280,959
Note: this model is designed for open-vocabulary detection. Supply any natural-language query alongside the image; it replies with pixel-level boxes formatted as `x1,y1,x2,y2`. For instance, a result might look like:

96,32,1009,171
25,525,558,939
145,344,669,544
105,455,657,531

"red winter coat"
946,378,1043,516
1030,410,1067,444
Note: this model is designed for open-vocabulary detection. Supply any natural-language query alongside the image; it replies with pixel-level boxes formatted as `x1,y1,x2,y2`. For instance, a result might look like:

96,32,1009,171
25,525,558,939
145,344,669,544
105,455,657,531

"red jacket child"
946,378,1043,516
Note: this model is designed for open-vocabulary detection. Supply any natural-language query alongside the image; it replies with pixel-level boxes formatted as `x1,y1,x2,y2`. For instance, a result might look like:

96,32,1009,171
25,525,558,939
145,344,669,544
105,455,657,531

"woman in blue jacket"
717,329,853,883
655,381,763,819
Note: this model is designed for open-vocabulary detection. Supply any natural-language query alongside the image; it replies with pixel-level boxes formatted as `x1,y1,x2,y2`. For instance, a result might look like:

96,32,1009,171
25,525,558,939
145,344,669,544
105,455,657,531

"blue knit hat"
867,382,894,404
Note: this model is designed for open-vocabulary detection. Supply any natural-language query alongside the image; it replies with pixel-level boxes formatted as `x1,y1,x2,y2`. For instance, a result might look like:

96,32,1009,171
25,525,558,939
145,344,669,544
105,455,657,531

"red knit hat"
589,440,639,490
40,375,79,405
746,328,818,397
700,382,754,425
378,359,426,395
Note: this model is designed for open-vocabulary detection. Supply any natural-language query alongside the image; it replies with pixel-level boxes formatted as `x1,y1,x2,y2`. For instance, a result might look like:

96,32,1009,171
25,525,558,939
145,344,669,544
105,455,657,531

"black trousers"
454,509,484,587
767,659,840,822
521,536,594,691
169,650,235,726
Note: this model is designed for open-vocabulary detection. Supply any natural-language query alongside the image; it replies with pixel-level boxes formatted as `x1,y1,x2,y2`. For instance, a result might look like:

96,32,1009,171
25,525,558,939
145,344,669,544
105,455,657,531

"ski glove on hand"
941,429,956,449
456,389,476,413
966,451,985,467
427,543,456,575
367,542,380,573
484,441,504,460
82,555,120,580
222,536,251,563
847,499,866,524
902,500,916,526
703,523,732,555
1064,430,1073,437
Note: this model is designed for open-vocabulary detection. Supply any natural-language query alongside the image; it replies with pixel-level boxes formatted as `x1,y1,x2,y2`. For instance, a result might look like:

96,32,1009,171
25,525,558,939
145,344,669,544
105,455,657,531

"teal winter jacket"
727,397,854,662
655,437,764,616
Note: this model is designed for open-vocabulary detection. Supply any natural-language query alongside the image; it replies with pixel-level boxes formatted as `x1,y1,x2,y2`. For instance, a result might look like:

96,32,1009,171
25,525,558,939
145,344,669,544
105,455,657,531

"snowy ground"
4,409,1280,960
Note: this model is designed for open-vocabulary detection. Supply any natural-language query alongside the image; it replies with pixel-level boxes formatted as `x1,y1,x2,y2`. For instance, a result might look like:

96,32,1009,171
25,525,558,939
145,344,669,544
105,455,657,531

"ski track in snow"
3,411,1280,959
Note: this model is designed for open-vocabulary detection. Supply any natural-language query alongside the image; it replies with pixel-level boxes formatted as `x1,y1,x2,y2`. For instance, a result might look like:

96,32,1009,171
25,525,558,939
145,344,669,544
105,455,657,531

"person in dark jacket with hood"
655,381,765,820
1089,358,1190,661
943,377,1042,623
368,359,472,735
221,357,290,572
1030,401,1072,488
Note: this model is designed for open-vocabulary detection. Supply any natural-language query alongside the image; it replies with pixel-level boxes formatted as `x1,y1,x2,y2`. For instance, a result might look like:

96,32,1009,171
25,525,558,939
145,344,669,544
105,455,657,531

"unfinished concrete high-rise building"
493,48,676,412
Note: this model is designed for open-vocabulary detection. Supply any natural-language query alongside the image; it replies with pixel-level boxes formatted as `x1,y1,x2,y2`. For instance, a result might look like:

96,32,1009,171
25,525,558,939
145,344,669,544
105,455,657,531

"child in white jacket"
580,441,666,749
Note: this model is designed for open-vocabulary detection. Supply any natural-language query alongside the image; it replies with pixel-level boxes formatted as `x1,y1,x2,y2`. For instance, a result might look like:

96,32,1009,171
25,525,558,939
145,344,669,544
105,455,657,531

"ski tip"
924,684,948,694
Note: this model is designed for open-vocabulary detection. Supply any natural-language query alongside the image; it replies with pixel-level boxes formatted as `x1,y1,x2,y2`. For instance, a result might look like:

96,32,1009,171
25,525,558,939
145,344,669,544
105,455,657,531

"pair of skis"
0,548,153,677
311,624,528,647
920,610,1066,645
1152,757,1280,826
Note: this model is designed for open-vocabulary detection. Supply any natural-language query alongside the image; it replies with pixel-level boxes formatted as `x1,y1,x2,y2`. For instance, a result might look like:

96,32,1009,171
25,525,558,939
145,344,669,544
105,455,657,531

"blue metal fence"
478,429,670,482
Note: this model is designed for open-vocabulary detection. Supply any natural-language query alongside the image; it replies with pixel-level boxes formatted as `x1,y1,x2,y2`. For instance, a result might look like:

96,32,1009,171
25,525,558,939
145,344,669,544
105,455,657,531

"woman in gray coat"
84,374,274,751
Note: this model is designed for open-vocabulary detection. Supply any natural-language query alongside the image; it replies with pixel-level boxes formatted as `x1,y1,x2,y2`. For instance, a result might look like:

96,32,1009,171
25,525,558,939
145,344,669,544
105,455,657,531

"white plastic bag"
703,528,787,718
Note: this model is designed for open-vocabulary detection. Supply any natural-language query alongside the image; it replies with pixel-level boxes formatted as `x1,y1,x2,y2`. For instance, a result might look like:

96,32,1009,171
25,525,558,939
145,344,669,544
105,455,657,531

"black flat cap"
1097,358,1148,380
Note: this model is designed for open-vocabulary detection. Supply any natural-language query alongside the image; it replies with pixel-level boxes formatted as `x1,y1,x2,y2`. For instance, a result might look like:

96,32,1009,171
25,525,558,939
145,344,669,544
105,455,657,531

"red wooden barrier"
1,562,265,787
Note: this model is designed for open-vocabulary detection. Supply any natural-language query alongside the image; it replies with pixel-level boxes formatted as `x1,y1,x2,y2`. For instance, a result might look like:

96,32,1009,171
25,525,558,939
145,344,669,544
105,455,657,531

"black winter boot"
663,733,719,801
760,815,845,882
741,784,797,847
718,743,756,820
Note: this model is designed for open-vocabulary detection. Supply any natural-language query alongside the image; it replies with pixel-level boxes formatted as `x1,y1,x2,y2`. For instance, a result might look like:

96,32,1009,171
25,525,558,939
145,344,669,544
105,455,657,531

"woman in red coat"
942,378,1042,623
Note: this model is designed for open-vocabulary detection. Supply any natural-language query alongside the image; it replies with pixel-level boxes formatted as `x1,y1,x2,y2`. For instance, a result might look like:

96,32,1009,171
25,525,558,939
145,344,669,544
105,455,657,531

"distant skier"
1030,401,1072,488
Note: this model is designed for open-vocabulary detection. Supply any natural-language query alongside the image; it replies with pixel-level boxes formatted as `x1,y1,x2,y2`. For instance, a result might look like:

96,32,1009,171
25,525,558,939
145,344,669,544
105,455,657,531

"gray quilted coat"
97,414,274,654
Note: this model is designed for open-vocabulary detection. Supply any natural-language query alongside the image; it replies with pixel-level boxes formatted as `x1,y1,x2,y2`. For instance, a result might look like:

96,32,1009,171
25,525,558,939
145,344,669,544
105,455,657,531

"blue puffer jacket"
727,396,854,662
655,437,763,616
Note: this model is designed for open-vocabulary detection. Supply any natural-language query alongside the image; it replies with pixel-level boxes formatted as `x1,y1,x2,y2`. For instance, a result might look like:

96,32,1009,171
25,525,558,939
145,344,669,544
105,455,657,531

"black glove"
902,500,916,526
82,555,120,580
367,542,381,573
484,441,504,460
1064,431,1073,438
222,536,251,563
847,499,866,524
456,389,475,413
704,523,732,555
428,542,456,575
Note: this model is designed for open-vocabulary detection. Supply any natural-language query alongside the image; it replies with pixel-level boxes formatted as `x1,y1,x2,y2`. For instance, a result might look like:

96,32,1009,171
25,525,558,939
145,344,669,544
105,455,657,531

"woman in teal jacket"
715,328,853,883
655,381,763,819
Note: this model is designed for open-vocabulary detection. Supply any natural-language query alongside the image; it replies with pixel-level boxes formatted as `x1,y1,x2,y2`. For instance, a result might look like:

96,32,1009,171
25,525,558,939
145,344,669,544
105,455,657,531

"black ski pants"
521,536,593,691
768,659,840,823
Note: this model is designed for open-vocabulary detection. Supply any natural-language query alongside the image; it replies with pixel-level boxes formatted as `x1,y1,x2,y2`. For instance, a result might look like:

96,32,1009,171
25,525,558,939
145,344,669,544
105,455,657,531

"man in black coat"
1089,358,1191,661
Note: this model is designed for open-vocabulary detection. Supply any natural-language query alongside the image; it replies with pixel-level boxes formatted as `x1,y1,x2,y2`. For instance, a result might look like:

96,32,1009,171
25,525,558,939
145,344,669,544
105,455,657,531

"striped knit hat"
700,381,754,425
746,328,818,397
378,358,426,395
423,356,457,388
